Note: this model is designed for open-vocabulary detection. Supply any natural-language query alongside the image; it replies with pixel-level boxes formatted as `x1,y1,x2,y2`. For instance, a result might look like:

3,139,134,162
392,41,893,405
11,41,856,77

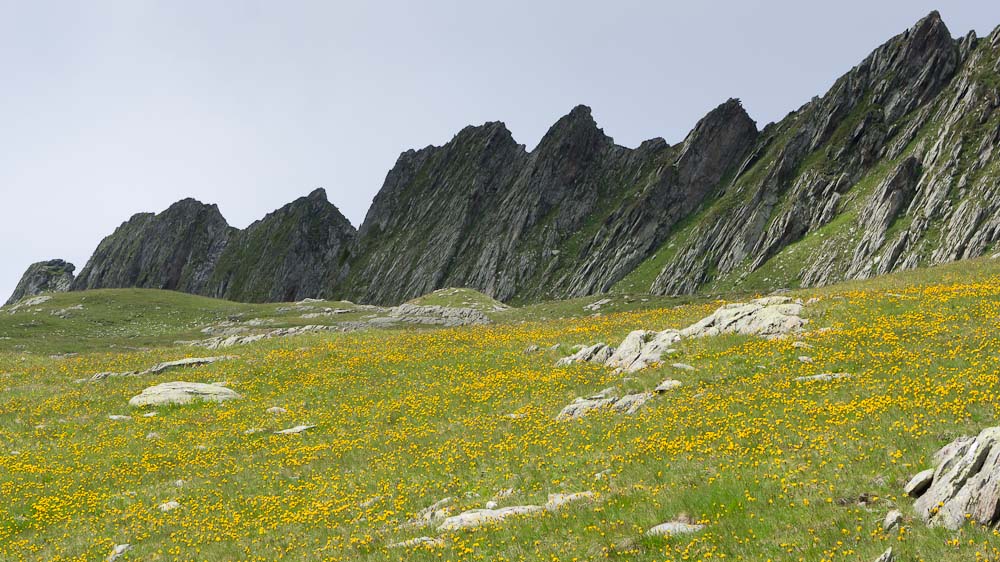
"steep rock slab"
909,427,1000,529
207,188,356,302
5,259,75,306
128,382,241,407
652,11,962,295
73,198,234,294
344,100,756,304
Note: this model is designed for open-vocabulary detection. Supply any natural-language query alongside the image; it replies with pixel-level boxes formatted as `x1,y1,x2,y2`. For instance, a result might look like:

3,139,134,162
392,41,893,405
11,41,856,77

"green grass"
4,259,1000,561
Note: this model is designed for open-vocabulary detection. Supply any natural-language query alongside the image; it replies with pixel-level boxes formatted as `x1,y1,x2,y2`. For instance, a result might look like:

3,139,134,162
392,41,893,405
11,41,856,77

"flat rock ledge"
128,381,241,407
645,520,705,537
906,426,1000,530
436,492,594,532
556,297,807,373
90,356,234,382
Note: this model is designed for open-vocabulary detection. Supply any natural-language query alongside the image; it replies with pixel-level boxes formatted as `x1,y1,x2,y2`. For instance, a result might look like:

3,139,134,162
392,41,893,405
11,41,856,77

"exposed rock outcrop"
5,259,75,306
128,381,241,407
73,199,234,294
208,188,356,302
907,427,1000,529
71,190,355,302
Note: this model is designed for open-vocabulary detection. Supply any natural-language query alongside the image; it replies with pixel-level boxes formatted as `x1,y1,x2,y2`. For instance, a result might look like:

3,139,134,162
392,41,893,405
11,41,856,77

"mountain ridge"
10,11,1000,307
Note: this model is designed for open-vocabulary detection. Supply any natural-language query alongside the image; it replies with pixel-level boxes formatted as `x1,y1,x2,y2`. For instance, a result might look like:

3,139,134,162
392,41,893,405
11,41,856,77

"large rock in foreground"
5,259,75,306
129,382,241,407
680,297,807,339
909,427,1000,529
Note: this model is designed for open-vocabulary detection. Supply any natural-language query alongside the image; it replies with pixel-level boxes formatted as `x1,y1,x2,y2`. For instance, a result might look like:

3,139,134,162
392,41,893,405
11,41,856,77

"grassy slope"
2,259,1000,560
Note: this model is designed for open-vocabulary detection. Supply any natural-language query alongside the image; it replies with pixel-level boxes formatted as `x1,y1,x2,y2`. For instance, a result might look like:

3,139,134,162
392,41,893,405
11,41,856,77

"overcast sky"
2,1,1000,301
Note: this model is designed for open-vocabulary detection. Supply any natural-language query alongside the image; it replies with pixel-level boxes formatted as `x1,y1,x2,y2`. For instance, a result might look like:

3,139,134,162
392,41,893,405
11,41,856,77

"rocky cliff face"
21,11,1000,305
208,188,356,302
5,259,75,305
343,100,757,304
69,190,355,301
642,12,1000,295
72,199,234,294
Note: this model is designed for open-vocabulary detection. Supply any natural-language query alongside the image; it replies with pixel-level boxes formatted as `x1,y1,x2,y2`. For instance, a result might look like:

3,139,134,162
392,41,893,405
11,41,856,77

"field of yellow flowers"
2,259,1000,561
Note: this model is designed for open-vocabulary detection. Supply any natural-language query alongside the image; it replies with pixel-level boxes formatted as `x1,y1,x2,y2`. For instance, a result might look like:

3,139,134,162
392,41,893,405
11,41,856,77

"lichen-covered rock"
128,382,241,407
910,427,1000,529
680,297,806,338
5,259,75,306
605,330,680,372
208,188,356,302
436,505,543,531
555,343,614,367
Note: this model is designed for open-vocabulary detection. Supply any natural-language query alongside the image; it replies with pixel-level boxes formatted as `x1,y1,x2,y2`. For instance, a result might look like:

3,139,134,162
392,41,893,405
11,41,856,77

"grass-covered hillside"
3,258,1000,561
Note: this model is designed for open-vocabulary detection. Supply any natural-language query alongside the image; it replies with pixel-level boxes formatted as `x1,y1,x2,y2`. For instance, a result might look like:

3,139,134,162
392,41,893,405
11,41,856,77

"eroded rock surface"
128,382,241,407
908,427,1000,529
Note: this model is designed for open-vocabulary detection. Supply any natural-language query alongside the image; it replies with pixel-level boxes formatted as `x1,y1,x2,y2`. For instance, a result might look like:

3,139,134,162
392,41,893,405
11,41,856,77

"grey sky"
2,1,1000,301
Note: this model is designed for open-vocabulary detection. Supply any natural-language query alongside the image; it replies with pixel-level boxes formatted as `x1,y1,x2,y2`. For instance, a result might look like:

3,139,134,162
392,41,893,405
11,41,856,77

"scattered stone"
386,303,491,327
792,341,812,349
555,343,614,366
904,468,935,497
359,495,383,508
128,382,241,407
583,298,612,311
6,294,53,314
142,412,157,418
883,509,903,532
485,500,498,509
387,536,444,548
106,543,131,562
145,432,161,440
797,355,813,363
174,480,185,487
911,427,1000,529
605,329,680,373
274,424,316,435
266,406,287,414
524,344,540,353
646,521,705,537
492,488,515,501
654,379,682,393
158,500,181,512
794,372,851,383
612,392,655,415
108,415,131,421
874,547,895,562
671,362,695,371
556,395,618,420
544,491,594,510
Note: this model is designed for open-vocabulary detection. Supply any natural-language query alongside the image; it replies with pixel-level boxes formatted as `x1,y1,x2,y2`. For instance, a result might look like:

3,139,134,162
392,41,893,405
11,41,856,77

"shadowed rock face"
342,99,758,304
70,189,356,302
208,188,357,303
72,198,234,294
31,12,1000,305
5,259,75,305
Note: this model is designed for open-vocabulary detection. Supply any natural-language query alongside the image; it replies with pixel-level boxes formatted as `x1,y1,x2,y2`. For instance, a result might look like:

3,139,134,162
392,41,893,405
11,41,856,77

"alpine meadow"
5,7,1000,562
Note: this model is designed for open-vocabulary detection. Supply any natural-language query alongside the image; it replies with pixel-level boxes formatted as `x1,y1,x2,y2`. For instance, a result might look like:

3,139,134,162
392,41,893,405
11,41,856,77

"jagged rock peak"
5,259,76,306
676,98,758,181
534,104,611,153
